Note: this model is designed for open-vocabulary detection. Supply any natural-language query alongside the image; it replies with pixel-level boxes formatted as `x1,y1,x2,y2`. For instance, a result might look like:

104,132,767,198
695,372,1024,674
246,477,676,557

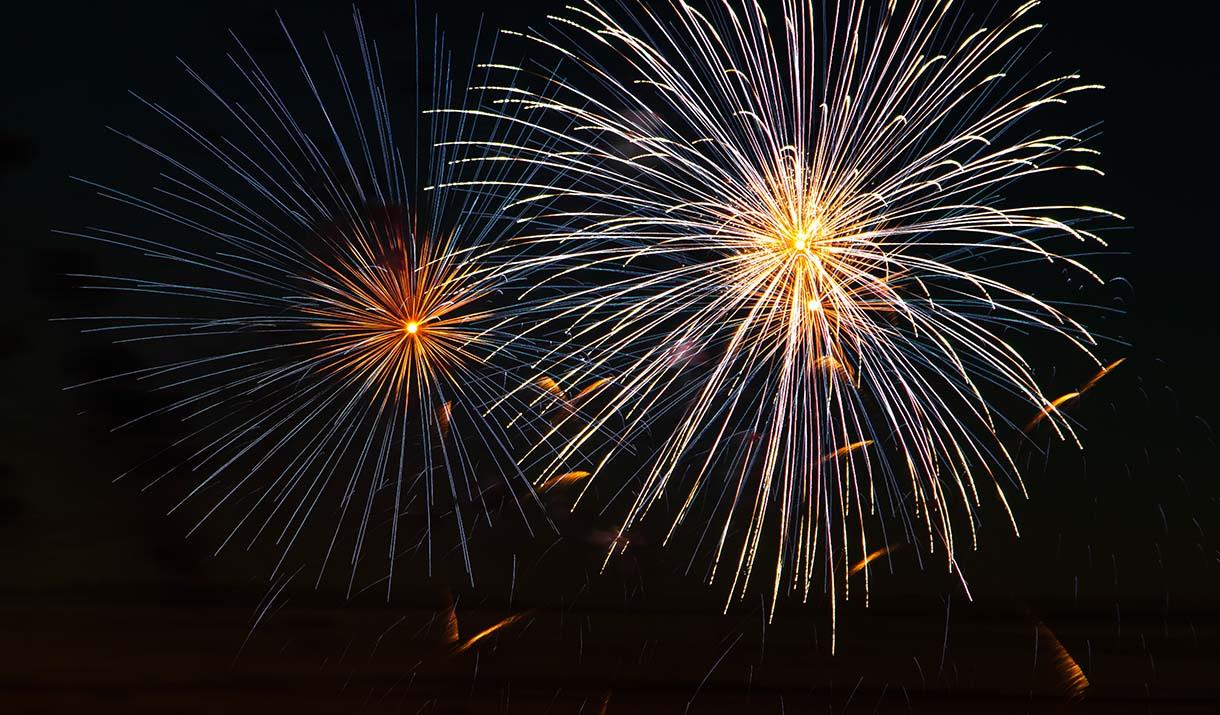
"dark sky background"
2,1,1218,712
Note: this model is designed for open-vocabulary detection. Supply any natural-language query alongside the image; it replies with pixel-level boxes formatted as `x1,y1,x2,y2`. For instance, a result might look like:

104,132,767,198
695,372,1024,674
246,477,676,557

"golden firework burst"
443,0,1123,641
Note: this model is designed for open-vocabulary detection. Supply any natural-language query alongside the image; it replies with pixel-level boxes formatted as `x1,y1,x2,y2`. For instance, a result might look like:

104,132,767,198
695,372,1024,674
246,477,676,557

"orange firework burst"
64,11,572,592
304,228,497,403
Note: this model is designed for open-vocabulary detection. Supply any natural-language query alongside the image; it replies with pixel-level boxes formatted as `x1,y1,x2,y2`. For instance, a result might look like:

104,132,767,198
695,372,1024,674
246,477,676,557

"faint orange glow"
438,400,453,437
441,595,460,645
813,354,855,381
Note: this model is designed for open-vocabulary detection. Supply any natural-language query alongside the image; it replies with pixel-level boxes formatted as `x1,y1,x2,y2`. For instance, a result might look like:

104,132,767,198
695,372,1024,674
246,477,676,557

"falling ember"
453,612,532,654
1024,393,1083,434
1025,358,1126,433
1079,358,1127,394
848,544,902,578
822,441,875,464
814,355,856,382
537,470,591,492
1036,621,1090,699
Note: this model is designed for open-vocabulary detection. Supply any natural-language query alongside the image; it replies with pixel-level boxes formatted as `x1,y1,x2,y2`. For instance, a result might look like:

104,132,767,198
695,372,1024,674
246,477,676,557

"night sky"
2,1,1218,712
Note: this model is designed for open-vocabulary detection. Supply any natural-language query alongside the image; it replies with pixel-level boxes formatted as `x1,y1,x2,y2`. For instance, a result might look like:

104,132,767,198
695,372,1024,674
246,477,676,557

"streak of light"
821,440,874,463
572,378,611,403
849,544,902,577
1036,621,1090,699
1024,392,1081,433
537,470,592,492
453,612,532,654
1025,358,1125,433
1079,358,1126,394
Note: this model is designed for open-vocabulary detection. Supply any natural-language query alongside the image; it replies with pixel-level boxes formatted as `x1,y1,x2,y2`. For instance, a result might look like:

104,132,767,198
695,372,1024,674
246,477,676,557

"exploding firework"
61,11,572,592
448,0,1122,632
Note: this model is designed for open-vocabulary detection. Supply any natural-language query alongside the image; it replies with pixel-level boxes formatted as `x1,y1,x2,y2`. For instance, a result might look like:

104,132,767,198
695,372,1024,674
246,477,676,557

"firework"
61,11,573,593
448,0,1122,635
